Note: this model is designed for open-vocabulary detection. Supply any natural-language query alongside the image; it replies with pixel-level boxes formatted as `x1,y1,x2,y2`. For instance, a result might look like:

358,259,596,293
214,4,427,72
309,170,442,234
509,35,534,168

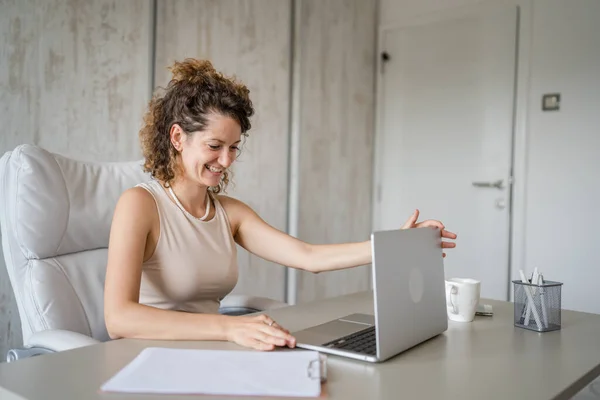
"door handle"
472,179,504,189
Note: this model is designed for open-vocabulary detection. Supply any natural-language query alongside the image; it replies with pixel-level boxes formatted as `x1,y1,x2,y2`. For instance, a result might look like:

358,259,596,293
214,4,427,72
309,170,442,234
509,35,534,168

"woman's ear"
169,124,185,152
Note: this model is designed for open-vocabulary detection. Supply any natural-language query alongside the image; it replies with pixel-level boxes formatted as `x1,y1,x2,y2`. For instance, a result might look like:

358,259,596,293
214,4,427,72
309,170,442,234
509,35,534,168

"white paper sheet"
100,347,323,397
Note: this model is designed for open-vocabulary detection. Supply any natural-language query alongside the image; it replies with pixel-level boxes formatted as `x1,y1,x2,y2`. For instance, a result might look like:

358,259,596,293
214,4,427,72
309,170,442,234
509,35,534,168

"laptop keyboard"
322,326,377,355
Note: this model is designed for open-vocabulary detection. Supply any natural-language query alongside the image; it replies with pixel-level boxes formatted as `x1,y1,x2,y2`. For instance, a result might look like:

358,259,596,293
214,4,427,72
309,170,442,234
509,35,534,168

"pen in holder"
513,279,562,332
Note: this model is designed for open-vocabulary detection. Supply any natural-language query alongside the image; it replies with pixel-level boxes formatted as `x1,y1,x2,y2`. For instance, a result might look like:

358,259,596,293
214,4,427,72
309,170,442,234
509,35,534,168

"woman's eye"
230,146,239,152
208,145,221,150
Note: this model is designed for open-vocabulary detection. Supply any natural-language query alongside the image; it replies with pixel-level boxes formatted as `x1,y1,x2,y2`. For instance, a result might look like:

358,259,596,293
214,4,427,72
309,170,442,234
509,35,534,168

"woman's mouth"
205,164,223,175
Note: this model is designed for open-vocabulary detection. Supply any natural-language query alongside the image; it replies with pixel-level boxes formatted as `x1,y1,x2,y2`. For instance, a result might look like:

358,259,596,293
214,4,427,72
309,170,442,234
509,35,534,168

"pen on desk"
539,273,549,328
532,268,539,295
519,270,543,330
518,269,529,323
522,269,532,325
524,268,540,326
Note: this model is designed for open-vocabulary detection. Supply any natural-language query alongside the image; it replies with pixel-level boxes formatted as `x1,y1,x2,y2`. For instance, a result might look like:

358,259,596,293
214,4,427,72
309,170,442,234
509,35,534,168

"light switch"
542,93,560,111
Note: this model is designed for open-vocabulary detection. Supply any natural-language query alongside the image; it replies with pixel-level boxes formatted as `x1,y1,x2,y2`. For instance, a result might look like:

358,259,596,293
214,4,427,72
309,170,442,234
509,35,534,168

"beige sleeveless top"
136,180,238,314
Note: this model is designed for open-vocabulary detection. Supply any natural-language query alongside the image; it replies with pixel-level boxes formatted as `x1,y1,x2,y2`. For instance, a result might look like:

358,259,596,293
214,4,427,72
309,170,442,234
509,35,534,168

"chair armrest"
219,295,288,315
26,329,101,352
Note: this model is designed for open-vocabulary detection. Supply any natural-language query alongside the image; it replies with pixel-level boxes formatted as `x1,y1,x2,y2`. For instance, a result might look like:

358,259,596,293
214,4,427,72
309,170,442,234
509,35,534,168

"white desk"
1,291,600,399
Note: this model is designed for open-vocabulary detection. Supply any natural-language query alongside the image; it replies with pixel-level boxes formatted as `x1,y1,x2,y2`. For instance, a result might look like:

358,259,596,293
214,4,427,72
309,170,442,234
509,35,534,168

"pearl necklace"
168,186,211,221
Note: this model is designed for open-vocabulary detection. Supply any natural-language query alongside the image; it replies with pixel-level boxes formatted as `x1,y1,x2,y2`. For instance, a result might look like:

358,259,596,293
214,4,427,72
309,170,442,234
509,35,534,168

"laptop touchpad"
294,314,374,345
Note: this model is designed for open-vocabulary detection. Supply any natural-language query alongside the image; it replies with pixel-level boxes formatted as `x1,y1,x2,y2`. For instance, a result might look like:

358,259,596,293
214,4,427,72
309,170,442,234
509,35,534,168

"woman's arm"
220,196,371,273
221,197,456,274
104,188,295,350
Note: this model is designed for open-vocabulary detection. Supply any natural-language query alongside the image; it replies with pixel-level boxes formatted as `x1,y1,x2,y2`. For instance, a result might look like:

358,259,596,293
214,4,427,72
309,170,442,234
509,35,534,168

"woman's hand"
401,209,457,257
225,313,296,351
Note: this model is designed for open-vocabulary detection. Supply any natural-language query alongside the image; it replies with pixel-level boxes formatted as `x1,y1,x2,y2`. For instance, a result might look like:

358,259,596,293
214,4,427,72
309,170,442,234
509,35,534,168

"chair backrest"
0,145,149,344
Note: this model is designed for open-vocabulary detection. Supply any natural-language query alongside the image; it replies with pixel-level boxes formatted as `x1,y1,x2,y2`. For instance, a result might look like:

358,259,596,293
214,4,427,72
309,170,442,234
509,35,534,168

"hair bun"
169,58,217,84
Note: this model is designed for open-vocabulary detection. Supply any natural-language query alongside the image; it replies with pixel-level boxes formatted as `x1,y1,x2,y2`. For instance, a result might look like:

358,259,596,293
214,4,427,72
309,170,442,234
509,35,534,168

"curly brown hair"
139,58,254,193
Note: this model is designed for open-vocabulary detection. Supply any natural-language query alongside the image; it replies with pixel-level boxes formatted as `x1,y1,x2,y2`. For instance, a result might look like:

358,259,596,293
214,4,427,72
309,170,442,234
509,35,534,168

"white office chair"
0,144,287,362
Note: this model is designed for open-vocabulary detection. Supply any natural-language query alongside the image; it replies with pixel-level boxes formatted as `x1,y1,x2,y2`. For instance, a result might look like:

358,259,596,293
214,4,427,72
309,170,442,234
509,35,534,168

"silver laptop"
293,227,448,363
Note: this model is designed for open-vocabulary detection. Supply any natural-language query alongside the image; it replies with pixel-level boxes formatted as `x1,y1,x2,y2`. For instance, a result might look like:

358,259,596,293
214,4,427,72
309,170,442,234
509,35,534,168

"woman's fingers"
401,209,420,229
272,323,295,347
231,315,297,351
442,241,456,248
441,229,457,239
257,314,273,325
255,330,288,347
253,315,296,348
252,330,295,350
416,219,444,230
259,325,291,341
251,339,275,351
260,325,296,347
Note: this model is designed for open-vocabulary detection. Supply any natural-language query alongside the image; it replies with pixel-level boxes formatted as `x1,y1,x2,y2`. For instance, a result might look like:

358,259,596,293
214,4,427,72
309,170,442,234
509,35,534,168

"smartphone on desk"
476,304,493,316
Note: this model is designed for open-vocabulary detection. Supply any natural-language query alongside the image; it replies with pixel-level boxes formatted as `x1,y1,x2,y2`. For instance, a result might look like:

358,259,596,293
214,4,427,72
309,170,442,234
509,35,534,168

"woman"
104,58,457,351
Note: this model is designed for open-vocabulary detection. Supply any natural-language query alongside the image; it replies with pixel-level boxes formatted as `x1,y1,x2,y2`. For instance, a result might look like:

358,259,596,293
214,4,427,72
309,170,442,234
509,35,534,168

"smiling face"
170,112,242,188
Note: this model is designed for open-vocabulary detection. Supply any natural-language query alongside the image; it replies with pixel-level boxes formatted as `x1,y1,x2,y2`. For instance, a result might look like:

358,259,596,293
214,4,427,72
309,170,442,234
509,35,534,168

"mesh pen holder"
513,280,563,332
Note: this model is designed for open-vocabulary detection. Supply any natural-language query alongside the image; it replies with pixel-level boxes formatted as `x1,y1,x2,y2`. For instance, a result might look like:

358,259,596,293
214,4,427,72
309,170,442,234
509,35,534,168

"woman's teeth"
205,165,223,173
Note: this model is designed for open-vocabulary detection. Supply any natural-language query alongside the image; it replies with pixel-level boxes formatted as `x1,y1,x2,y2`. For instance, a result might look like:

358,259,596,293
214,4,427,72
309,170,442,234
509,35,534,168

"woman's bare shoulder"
215,194,256,214
215,194,242,207
214,194,256,232
113,186,158,227
119,186,156,207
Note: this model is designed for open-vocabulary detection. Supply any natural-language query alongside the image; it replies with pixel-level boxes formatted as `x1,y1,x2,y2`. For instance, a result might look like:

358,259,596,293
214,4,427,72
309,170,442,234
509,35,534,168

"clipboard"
100,347,326,398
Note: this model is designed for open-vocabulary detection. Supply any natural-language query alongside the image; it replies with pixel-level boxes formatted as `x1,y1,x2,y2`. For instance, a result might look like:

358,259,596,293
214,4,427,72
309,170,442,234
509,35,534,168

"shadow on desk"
573,375,600,399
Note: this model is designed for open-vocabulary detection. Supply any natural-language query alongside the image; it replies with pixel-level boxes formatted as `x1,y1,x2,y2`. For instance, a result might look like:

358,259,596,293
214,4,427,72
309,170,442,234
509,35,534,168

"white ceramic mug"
445,278,481,322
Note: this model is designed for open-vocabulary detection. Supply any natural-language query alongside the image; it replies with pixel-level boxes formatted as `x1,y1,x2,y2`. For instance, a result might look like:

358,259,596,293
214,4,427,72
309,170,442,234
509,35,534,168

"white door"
374,5,518,300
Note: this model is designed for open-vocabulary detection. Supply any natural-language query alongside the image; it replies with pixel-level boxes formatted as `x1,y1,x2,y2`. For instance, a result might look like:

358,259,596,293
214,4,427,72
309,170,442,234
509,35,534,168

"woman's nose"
218,150,234,167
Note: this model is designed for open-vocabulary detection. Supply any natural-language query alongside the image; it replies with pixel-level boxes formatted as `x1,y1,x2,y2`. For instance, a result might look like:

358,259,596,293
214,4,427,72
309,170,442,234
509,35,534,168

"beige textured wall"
294,0,377,303
154,0,291,303
0,0,151,161
0,0,152,360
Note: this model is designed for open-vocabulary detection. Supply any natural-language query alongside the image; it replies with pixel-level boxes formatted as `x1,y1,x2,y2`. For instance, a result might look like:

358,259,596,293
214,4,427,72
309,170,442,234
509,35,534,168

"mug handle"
446,285,458,314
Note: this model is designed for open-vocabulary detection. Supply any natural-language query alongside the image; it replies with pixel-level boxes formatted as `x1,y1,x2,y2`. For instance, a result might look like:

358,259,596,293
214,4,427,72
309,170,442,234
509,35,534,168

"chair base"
218,306,261,316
